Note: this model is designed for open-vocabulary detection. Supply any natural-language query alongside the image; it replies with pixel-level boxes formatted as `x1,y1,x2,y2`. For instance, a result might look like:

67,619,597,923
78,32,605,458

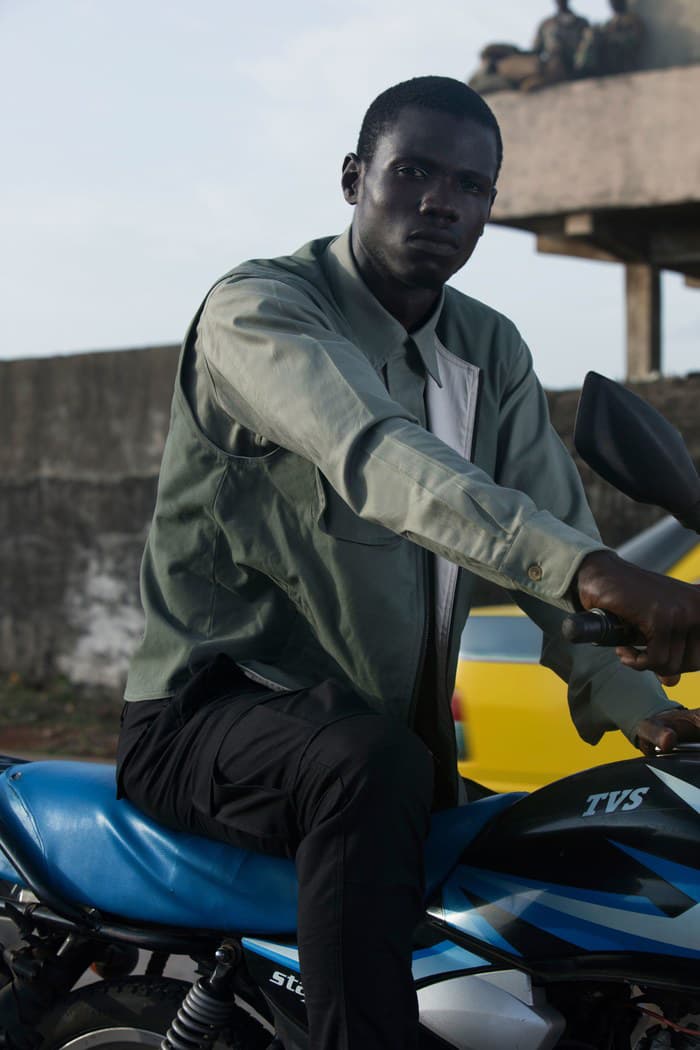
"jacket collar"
323,228,443,386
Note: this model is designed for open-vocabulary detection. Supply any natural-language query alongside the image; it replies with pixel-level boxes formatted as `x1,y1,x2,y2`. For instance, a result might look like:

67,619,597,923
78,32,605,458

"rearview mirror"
574,372,700,533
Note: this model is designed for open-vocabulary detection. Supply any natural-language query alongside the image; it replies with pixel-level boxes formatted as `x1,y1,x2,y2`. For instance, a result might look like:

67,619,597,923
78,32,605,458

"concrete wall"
0,347,178,691
489,64,700,221
1,347,699,693
634,0,700,72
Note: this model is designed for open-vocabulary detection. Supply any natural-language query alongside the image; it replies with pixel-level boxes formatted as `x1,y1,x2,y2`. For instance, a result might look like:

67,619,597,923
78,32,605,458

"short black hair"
356,75,503,183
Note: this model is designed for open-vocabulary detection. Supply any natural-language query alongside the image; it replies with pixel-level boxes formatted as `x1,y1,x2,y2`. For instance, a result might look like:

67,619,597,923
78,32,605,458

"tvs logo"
581,787,649,817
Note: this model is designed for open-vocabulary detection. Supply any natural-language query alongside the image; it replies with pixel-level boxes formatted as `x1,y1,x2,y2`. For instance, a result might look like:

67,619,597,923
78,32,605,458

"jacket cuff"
570,661,683,745
499,511,608,611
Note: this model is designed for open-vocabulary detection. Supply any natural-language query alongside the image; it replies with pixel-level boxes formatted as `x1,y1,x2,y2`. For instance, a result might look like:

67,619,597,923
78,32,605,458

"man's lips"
406,231,459,255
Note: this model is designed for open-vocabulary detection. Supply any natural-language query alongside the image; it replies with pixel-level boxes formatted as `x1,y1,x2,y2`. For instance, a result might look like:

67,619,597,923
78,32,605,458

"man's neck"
350,229,441,333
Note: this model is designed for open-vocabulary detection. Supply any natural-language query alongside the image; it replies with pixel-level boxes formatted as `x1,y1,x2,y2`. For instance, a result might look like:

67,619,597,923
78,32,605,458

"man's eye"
396,166,426,178
461,179,482,194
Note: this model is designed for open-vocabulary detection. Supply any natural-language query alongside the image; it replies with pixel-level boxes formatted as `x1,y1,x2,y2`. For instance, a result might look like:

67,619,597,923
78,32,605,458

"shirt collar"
323,227,443,385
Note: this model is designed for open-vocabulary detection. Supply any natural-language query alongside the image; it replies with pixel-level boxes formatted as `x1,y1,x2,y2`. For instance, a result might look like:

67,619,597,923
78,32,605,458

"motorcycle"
1,371,699,1050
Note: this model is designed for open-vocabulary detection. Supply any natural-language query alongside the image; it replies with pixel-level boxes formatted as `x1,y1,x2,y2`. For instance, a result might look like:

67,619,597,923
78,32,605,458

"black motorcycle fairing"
243,941,307,1029
462,754,700,890
433,754,700,974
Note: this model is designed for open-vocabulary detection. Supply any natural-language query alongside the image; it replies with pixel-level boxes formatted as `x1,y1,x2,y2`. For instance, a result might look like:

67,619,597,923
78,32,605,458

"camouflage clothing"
533,9,590,73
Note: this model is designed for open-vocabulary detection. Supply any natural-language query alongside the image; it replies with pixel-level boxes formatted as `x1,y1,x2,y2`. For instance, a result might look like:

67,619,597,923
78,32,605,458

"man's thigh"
210,681,402,855
117,663,395,858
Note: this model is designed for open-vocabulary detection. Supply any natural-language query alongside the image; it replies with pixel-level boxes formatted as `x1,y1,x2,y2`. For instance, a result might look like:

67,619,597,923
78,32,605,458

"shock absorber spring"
161,977,236,1049
161,943,240,1050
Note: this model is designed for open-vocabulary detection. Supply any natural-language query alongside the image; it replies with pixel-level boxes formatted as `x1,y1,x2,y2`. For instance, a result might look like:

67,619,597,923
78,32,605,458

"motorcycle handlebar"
561,609,646,647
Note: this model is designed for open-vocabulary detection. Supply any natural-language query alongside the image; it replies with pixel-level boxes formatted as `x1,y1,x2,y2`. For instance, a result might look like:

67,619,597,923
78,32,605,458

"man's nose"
418,181,459,222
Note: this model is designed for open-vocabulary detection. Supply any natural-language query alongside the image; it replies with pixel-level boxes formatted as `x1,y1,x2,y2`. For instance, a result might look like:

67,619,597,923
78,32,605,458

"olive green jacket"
125,230,674,786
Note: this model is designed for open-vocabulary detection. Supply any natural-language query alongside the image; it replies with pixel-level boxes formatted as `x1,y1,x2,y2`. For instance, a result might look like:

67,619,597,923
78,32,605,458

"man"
532,0,590,75
575,0,645,77
117,77,700,1050
599,0,645,73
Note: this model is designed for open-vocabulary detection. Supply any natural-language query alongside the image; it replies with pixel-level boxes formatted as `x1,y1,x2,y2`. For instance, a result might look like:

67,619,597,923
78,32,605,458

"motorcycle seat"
0,760,523,934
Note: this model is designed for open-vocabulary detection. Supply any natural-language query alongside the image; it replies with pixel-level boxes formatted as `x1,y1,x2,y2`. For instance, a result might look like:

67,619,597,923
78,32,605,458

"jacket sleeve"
196,274,607,612
492,339,679,742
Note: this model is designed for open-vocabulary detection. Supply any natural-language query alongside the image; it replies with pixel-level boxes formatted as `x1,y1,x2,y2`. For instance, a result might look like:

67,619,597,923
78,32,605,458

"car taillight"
451,688,470,760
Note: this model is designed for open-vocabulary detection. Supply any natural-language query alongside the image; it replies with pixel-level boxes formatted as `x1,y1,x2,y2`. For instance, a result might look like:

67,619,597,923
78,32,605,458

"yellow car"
454,517,700,793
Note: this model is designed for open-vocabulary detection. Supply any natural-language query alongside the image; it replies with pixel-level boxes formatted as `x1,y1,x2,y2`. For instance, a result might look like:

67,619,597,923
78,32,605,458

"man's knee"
359,717,433,803
301,713,434,824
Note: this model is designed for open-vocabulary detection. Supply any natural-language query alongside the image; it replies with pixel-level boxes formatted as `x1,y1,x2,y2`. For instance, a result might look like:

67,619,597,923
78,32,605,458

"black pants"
117,657,434,1050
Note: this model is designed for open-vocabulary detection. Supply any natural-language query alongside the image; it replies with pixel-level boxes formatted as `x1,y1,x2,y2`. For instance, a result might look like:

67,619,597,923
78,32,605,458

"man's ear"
342,153,362,205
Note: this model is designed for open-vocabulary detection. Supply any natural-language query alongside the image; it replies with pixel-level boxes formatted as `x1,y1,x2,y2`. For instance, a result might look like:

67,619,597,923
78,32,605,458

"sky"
1,0,697,388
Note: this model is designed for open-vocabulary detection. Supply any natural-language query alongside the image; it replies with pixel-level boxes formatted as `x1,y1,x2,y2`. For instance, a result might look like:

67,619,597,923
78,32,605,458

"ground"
0,673,119,758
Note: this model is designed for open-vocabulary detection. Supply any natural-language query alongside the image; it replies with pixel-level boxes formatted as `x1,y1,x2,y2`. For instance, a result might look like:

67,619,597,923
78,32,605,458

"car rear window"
459,615,543,664
618,516,697,573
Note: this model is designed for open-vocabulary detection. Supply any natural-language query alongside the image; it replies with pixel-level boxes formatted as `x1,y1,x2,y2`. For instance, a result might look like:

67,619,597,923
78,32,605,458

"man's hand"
634,707,700,756
575,550,700,678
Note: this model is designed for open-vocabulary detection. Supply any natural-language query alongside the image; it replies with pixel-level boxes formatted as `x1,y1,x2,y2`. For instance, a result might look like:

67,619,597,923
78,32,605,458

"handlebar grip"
561,609,646,646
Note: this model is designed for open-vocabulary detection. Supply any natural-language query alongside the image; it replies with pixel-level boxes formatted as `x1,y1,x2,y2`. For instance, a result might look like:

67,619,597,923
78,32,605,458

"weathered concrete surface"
489,65,700,221
634,0,700,72
1,348,699,692
0,347,178,690
0,346,177,479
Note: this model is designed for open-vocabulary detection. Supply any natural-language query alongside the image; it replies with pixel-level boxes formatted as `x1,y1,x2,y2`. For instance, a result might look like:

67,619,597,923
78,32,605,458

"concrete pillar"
625,263,661,380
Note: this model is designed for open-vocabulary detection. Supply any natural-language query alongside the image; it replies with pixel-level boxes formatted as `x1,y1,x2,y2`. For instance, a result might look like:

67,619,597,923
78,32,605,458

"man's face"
343,107,498,294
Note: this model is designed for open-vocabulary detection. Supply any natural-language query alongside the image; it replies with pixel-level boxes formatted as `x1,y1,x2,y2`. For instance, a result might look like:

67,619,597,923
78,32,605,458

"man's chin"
400,261,453,292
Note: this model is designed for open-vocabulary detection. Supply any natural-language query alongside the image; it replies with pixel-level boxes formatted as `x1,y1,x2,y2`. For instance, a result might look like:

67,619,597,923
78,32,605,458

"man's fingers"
616,645,649,670
635,718,678,756
617,623,696,678
634,709,700,755
686,631,700,672
665,708,700,739
576,556,700,675
657,672,682,687
637,613,689,678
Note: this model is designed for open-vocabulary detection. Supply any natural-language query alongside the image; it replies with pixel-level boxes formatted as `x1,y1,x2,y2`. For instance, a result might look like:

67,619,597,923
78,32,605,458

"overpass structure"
486,0,700,379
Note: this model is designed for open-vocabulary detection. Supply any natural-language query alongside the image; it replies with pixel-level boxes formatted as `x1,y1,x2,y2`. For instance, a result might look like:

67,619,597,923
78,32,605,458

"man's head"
609,0,628,13
555,0,571,12
342,77,502,319
355,76,503,182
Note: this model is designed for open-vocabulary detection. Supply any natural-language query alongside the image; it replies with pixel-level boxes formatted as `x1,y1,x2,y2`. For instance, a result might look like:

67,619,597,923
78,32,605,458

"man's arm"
490,337,698,747
198,276,604,608
198,275,700,690
532,20,546,54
